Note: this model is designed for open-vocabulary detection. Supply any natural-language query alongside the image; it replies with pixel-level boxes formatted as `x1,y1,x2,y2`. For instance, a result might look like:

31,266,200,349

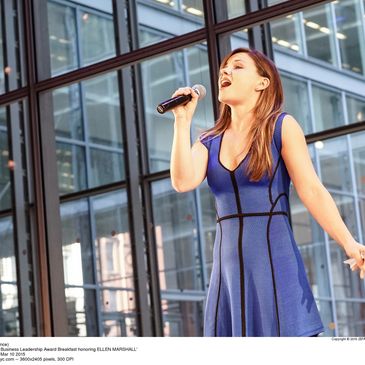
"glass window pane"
281,75,312,134
61,190,137,336
56,143,87,195
49,71,124,195
136,0,204,47
140,43,213,174
0,128,11,211
161,299,204,336
334,0,365,75
271,13,302,54
80,10,115,67
83,75,122,149
346,95,365,125
48,0,115,77
65,287,98,336
312,85,344,132
0,217,19,336
351,131,365,196
336,301,365,336
101,289,137,337
317,136,352,193
89,149,124,188
152,179,204,291
53,85,84,141
289,146,331,298
303,4,336,65
0,1,26,94
48,2,78,75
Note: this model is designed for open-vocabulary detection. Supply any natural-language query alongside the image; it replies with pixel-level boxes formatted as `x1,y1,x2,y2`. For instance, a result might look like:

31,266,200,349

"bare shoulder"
280,113,322,195
281,114,305,139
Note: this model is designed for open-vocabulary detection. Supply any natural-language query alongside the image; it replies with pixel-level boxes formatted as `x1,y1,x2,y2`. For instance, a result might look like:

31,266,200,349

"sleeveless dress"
199,111,325,337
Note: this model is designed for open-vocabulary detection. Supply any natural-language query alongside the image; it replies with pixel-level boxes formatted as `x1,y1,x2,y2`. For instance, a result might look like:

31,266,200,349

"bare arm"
169,87,208,192
280,114,365,276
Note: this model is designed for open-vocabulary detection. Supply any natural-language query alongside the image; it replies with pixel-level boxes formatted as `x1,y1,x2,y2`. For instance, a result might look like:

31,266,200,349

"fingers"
171,87,199,100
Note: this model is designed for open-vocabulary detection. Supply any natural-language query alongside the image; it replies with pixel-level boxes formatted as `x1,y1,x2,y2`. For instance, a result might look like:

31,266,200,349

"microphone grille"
192,84,206,100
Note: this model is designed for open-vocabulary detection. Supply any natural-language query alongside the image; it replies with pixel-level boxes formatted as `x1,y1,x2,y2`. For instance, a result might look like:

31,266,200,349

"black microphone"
156,84,206,114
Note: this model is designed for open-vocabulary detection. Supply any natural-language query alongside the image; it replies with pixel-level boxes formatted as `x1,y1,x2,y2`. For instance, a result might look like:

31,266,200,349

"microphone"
156,84,206,114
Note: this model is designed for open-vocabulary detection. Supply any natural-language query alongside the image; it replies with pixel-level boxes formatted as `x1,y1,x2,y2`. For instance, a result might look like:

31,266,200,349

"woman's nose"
222,67,232,76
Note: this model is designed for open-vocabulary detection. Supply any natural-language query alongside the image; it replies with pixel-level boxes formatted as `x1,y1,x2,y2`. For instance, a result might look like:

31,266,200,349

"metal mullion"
329,1,342,70
246,0,274,59
128,0,164,337
2,0,33,336
313,133,338,337
87,196,104,336
113,0,155,336
202,0,219,119
30,0,68,336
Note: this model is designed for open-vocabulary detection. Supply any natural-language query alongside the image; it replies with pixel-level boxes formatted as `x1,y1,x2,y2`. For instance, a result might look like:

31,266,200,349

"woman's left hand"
343,240,365,279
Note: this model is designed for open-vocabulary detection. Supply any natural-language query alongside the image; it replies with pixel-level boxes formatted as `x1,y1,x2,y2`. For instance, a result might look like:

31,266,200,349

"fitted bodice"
199,112,291,218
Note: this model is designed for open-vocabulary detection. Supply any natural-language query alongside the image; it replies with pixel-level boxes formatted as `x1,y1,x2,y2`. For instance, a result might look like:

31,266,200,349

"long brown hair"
198,47,284,182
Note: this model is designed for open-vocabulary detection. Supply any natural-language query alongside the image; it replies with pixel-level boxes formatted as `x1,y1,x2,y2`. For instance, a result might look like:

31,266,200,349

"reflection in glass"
89,149,124,188
334,0,365,75
65,287,98,336
351,131,365,196
52,72,124,195
56,142,87,195
48,2,77,76
152,179,203,291
61,200,93,286
290,174,331,298
316,137,353,192
101,289,137,337
226,0,246,19
83,75,122,148
61,190,136,336
161,299,204,336
312,85,344,132
303,4,335,65
0,129,11,210
141,43,213,173
317,136,352,192
346,95,365,125
336,301,365,336
271,13,302,54
136,0,204,47
79,9,115,67
281,75,312,134
48,0,115,76
92,191,133,289
0,217,19,336
53,85,83,141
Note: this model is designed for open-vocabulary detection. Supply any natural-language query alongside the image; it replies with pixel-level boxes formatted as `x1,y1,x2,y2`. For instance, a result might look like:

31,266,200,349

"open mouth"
220,80,232,88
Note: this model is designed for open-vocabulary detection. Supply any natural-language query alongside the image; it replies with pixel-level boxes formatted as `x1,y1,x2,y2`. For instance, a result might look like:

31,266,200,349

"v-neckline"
218,130,250,173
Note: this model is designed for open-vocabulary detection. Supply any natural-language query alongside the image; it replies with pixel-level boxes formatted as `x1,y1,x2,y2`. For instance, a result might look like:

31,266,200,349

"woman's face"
218,52,267,106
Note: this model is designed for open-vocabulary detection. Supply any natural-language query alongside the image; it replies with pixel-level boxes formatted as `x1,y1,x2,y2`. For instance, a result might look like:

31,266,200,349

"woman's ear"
256,77,270,91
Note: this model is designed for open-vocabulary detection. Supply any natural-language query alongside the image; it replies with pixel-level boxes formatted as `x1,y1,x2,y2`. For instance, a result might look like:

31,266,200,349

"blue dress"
199,111,325,337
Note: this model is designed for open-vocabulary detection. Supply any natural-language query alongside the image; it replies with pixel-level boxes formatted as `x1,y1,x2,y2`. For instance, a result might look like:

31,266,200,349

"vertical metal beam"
2,0,33,335
246,0,274,60
203,0,220,120
113,0,154,336
25,0,68,335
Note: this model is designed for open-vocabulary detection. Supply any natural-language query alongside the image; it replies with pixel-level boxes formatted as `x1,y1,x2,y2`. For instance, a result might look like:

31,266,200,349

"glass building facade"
0,0,364,336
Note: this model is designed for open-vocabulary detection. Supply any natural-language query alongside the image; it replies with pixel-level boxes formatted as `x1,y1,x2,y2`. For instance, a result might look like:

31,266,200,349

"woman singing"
169,47,365,337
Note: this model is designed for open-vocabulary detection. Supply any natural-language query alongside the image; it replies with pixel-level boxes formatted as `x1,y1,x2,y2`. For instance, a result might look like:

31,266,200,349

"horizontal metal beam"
0,0,331,106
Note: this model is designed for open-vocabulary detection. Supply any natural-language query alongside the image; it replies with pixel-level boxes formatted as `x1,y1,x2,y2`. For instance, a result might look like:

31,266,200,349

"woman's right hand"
170,87,199,123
